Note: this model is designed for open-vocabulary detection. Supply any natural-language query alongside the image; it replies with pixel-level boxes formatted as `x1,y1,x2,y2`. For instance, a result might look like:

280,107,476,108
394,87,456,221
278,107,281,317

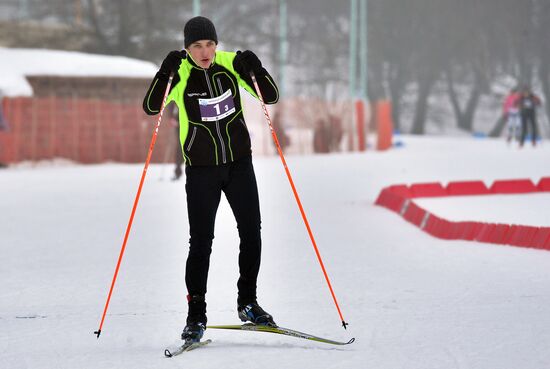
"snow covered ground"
1,135,550,369
416,193,550,227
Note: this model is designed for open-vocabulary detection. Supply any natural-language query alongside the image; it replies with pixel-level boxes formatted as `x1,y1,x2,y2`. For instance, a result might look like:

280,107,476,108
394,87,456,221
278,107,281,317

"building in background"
0,47,163,164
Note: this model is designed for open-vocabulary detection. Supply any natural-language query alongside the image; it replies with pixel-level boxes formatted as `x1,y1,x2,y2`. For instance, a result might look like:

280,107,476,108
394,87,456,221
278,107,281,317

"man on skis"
143,16,279,343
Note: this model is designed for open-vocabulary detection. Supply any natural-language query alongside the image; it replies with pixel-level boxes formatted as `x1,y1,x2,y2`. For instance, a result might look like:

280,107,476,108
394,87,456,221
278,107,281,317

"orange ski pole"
94,73,174,338
250,72,349,329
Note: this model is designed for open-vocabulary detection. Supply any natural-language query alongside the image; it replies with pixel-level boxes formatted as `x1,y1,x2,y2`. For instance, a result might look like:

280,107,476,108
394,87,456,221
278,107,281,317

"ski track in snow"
1,136,550,369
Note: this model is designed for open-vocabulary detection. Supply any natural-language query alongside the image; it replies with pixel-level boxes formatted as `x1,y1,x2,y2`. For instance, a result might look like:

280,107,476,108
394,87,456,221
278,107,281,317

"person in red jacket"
502,87,521,144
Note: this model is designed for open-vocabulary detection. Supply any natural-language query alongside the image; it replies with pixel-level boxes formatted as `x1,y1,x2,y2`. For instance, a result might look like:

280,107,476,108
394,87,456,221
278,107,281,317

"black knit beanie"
184,16,218,48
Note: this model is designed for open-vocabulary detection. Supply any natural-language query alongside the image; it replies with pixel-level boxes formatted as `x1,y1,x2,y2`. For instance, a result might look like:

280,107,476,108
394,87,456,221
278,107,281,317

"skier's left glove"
233,50,263,76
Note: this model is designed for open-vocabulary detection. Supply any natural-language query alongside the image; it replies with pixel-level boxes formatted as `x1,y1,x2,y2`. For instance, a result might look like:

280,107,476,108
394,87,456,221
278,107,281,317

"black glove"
159,50,186,75
233,50,263,76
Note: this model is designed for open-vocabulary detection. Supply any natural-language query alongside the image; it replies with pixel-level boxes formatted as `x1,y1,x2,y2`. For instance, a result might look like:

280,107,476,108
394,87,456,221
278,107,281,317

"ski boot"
182,295,207,342
237,299,277,327
181,321,206,343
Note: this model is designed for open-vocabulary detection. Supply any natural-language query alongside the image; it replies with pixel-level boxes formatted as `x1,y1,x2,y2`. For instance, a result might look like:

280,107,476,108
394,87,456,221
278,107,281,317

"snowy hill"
1,135,550,369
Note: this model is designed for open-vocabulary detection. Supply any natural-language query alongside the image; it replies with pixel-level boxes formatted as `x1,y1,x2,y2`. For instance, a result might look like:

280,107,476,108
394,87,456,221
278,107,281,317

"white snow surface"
1,135,550,369
416,193,550,227
0,48,158,97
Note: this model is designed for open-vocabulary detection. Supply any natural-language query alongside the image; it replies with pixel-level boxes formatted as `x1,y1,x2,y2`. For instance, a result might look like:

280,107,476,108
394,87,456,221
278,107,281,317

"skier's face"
187,40,217,69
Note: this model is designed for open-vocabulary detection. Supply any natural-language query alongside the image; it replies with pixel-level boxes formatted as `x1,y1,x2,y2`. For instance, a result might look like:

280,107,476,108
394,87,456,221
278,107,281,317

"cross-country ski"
206,323,355,346
164,339,212,357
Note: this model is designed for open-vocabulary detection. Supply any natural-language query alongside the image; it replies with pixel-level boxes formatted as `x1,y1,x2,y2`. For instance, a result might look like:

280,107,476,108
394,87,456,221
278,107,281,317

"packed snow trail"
1,136,550,369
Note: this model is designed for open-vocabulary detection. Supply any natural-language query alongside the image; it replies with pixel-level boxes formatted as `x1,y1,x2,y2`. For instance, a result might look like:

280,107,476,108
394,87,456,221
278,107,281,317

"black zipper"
204,69,226,164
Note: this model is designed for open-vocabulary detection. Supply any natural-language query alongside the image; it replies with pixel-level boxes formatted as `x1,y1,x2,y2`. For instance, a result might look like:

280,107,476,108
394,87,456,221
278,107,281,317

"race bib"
199,89,236,122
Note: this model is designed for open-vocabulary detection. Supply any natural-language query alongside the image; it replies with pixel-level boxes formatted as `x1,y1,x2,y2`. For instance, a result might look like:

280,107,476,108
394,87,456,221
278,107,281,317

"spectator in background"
503,87,521,144
328,114,343,152
516,86,542,147
271,110,290,152
313,118,329,153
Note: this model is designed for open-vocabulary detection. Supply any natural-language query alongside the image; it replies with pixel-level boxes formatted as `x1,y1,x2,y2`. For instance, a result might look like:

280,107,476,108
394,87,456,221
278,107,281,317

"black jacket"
143,50,278,166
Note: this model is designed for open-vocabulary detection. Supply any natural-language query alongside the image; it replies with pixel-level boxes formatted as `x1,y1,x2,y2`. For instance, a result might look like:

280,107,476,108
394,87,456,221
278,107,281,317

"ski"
206,323,355,346
164,339,212,357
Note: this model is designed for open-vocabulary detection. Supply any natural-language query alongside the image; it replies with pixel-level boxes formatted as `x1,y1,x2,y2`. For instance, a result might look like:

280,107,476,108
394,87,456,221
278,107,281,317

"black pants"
520,110,538,145
185,155,261,303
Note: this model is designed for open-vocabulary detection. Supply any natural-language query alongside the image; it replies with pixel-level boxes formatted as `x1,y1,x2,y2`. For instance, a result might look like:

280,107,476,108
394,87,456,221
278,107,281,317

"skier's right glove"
159,50,186,75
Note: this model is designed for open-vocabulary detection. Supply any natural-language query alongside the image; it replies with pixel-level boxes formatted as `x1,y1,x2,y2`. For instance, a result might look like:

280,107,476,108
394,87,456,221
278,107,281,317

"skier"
516,86,542,147
271,109,290,152
142,16,279,343
503,87,521,144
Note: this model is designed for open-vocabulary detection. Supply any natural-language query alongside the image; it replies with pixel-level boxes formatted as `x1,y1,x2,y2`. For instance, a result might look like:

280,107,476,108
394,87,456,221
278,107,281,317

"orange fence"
375,178,550,250
0,97,169,164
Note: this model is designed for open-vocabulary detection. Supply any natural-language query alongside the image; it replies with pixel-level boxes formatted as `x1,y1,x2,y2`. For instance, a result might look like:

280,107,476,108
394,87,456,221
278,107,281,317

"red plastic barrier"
537,177,550,192
424,215,452,239
489,224,513,244
489,179,537,194
375,178,550,252
508,225,539,247
476,224,497,243
463,222,485,241
532,228,550,250
446,181,490,196
403,201,427,227
410,182,447,198
448,221,463,240
387,184,412,198
422,214,439,236
375,188,407,213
